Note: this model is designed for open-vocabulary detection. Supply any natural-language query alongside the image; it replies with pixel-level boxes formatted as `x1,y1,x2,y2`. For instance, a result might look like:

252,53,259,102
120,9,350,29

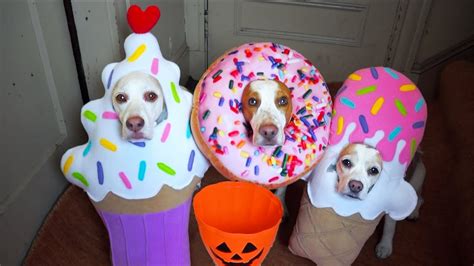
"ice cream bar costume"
60,5,209,265
191,43,332,188
289,67,428,265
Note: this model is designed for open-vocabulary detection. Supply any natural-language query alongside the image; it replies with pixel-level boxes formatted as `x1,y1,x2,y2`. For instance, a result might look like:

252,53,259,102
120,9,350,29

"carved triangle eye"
216,242,231,253
242,242,257,253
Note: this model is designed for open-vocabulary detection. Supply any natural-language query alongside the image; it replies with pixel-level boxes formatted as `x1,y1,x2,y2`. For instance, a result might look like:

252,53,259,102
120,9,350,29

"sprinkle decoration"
388,126,402,142
72,172,89,187
356,85,376,95
102,111,119,120
340,97,356,109
119,172,132,189
370,97,384,115
186,122,192,139
349,73,362,81
128,44,146,62
359,115,369,133
161,123,171,142
400,84,416,92
394,99,407,116
188,150,195,171
337,116,344,135
130,141,146,147
107,69,114,89
415,98,424,112
410,139,417,159
384,67,399,79
170,82,181,103
157,162,176,176
370,67,379,79
97,161,104,185
83,141,92,157
412,121,425,129
151,57,159,75
83,110,97,122
138,161,146,181
63,155,74,174
100,138,117,152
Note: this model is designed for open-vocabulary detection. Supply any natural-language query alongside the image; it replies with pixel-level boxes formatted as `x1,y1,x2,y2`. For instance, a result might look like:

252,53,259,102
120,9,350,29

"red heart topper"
127,5,160,34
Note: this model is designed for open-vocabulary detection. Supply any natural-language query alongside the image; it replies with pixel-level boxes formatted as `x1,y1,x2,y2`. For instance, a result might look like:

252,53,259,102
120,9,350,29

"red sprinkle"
213,75,222,83
228,130,239,137
283,48,290,55
268,176,279,183
230,70,239,78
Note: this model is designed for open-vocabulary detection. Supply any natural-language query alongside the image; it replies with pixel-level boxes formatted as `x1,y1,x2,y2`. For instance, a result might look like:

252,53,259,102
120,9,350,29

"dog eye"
278,96,288,106
144,92,158,102
248,97,258,106
342,159,352,168
115,94,127,103
368,167,379,175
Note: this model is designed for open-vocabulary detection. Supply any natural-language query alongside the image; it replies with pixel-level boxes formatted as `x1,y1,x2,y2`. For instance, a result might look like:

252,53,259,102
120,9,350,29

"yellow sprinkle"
304,84,309,90
213,91,222,98
218,130,225,137
127,44,146,62
400,84,416,92
240,151,249,158
337,116,344,135
63,155,74,174
217,115,223,124
271,157,276,166
231,87,237,94
237,140,245,149
262,155,268,162
100,138,117,152
349,73,362,81
371,97,385,115
258,56,265,61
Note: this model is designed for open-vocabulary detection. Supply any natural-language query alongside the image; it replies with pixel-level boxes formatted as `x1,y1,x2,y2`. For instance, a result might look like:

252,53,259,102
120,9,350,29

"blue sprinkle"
188,150,195,171
200,127,206,132
340,97,356,109
415,98,424,112
138,161,146,181
384,67,399,79
83,141,92,157
237,64,243,73
301,117,311,127
254,165,260,176
312,96,320,102
309,128,317,141
254,150,260,156
370,67,379,79
245,157,252,167
130,141,146,147
218,97,225,107
107,69,114,89
186,122,192,139
412,121,425,129
388,126,402,142
97,161,104,185
359,115,369,133
276,150,283,158
336,85,347,97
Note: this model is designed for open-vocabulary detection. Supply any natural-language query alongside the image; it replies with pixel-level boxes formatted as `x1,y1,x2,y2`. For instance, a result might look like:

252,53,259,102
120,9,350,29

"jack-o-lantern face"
210,241,264,266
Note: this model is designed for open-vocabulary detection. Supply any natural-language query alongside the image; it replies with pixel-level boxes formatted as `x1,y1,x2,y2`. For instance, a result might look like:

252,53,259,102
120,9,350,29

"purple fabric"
99,199,192,266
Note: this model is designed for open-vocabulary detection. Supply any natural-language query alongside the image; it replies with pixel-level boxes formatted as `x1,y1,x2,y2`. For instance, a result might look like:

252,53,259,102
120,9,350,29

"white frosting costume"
60,5,209,265
191,43,332,188
289,67,428,265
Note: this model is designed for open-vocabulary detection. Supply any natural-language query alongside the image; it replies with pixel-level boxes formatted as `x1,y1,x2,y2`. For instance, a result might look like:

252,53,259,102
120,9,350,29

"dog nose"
348,180,364,193
259,124,278,140
126,116,144,132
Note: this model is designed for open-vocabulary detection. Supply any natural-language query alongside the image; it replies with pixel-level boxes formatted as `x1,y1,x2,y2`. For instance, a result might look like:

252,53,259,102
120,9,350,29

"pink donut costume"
289,67,428,265
191,43,332,188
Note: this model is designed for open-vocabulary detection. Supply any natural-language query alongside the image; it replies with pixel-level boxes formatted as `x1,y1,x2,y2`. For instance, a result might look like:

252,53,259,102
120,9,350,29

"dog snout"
126,116,145,132
259,124,278,140
348,180,364,193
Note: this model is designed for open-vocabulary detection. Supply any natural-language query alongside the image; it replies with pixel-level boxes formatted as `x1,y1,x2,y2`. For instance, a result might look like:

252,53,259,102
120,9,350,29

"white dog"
111,71,166,140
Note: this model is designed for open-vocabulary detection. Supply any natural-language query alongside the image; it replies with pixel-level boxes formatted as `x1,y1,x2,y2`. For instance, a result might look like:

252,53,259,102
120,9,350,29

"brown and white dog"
335,143,426,259
241,79,293,214
111,72,167,140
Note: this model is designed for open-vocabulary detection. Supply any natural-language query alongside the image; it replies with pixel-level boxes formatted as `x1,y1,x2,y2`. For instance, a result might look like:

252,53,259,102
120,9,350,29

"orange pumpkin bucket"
193,181,283,266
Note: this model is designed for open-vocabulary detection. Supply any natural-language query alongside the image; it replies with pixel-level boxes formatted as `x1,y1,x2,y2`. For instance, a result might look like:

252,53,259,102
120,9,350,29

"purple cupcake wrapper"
98,198,192,266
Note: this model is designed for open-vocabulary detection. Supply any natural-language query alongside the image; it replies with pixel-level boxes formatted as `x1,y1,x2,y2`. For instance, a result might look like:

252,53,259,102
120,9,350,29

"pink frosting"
196,43,332,186
330,67,428,167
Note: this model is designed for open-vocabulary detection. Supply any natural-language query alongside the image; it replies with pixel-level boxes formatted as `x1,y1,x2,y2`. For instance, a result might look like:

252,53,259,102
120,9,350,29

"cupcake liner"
193,181,283,266
289,190,382,265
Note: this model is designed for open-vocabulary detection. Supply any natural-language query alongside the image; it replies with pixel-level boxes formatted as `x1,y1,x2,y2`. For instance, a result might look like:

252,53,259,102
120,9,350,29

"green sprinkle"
203,110,211,120
272,146,282,157
171,82,180,103
157,162,176,176
212,69,223,79
410,139,417,159
356,85,377,95
282,153,288,169
228,79,234,89
83,110,97,122
302,89,312,99
72,172,89,187
394,99,407,116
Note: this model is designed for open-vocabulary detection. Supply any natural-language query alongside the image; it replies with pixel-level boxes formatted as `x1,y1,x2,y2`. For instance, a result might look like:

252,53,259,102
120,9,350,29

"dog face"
111,72,165,140
335,143,383,200
241,80,292,146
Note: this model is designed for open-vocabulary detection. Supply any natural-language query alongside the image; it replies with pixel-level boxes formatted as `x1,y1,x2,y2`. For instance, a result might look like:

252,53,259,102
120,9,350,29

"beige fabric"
289,190,382,265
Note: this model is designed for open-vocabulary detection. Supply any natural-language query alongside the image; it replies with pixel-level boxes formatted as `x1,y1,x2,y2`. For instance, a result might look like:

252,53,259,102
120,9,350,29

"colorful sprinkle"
102,111,119,120
138,161,146,181
388,126,402,142
83,141,92,157
130,141,146,147
240,151,249,158
161,123,171,142
410,139,417,159
186,122,192,139
241,170,249,177
218,97,225,107
302,89,312,99
340,97,356,109
188,150,195,171
63,155,73,174
337,116,344,135
415,98,424,112
170,82,181,103
97,161,104,185
119,172,132,189
359,115,369,133
203,110,211,120
400,84,416,92
107,69,114,89
72,172,89,187
384,68,399,79
349,73,362,81
268,176,279,183
83,110,97,122
370,67,379,79
100,138,117,152
394,99,407,116
245,157,252,167
254,165,260,176
212,69,223,79
412,121,425,129
370,97,385,115
228,79,234,89
237,140,245,148
151,58,159,75
213,91,222,98
157,162,176,176
128,44,146,62
356,85,377,95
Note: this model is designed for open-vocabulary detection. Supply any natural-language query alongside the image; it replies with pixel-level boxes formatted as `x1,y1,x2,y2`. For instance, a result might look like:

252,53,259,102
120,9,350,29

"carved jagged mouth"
211,249,264,266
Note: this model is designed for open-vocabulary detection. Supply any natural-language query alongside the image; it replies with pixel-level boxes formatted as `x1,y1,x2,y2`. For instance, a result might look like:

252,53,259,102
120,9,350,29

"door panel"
208,0,401,82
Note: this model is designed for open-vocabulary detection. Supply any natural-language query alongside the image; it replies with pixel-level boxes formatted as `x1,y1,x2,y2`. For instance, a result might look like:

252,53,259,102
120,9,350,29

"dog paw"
375,243,392,259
